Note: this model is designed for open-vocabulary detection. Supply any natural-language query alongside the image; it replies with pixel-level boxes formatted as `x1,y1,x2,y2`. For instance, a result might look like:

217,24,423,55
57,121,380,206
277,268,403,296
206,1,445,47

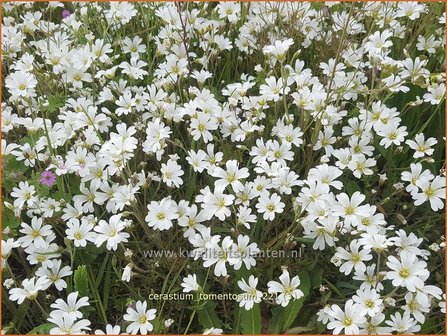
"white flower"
35,260,72,291
50,291,90,319
348,154,376,178
401,163,434,194
267,270,304,307
177,204,206,238
304,215,339,250
122,35,146,57
203,236,237,277
190,113,218,143
260,76,290,102
237,275,262,310
123,300,156,335
391,229,423,255
386,251,430,292
364,30,393,56
65,217,96,247
403,292,430,324
9,276,50,304
5,71,37,97
3,278,15,290
423,83,445,105
94,214,130,251
232,235,259,270
181,274,200,293
376,122,408,148
210,159,249,192
164,319,174,328
186,149,209,173
352,288,383,317
122,264,133,282
10,181,35,209
18,217,53,248
146,198,179,231
161,159,184,188
198,186,235,221
396,2,426,20
263,38,294,63
358,313,391,334
255,193,285,221
142,119,171,156
327,299,367,334
385,311,421,334
334,240,372,275
406,133,437,158
95,324,122,335
332,192,370,228
216,2,240,23
48,315,91,335
412,176,446,211
203,327,223,335
353,264,384,292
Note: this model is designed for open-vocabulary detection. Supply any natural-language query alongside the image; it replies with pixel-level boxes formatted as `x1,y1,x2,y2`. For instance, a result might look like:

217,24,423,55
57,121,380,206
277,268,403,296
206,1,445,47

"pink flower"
40,170,56,187
62,9,71,19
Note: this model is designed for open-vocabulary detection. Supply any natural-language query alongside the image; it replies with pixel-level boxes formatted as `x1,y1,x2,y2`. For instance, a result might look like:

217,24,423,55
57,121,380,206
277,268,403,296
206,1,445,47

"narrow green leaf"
28,323,54,334
95,254,110,289
268,307,282,334
197,301,221,329
239,303,261,334
103,257,112,310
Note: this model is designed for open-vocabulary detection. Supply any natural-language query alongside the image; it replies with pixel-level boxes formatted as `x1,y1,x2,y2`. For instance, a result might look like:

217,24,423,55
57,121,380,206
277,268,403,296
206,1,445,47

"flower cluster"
2,1,445,334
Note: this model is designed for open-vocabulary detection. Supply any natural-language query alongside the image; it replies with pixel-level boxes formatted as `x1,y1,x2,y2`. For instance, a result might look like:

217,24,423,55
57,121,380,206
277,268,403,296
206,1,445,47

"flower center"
424,187,434,197
361,217,370,226
399,268,410,279
283,286,294,295
408,300,418,311
342,317,353,326
138,315,148,324
197,123,205,132
367,323,376,333
345,206,354,215
351,254,361,263
50,274,60,282
417,145,427,152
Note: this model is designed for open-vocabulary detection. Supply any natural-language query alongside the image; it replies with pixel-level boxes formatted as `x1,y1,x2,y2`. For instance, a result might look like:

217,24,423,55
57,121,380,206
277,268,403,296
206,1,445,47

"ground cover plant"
1,1,446,334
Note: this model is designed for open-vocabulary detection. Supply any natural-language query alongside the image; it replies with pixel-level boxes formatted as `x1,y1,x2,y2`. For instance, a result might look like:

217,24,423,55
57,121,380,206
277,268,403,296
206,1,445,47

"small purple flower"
62,9,71,19
40,170,56,187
